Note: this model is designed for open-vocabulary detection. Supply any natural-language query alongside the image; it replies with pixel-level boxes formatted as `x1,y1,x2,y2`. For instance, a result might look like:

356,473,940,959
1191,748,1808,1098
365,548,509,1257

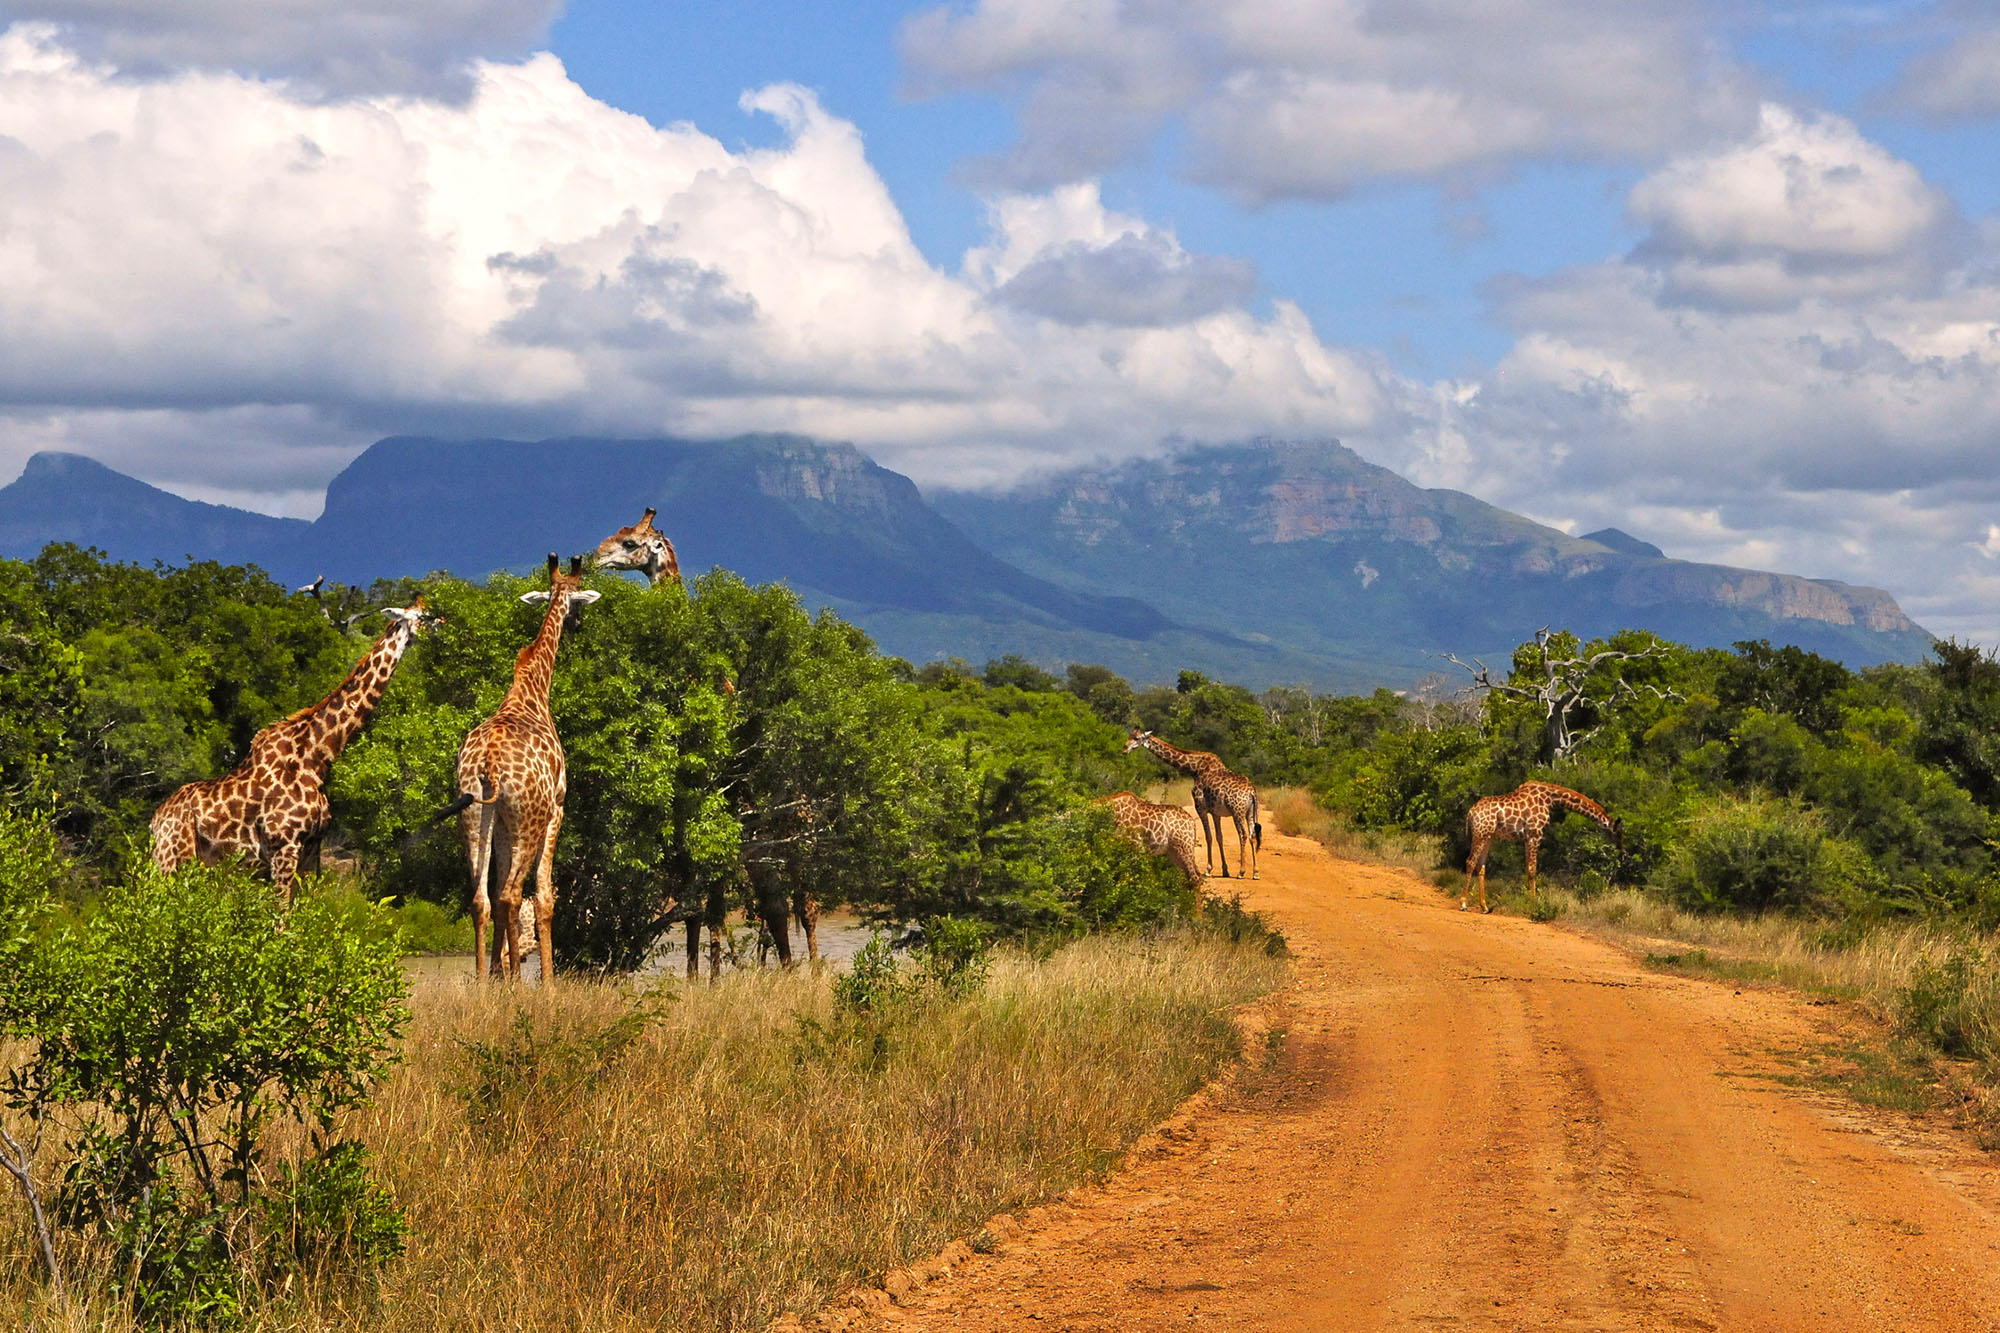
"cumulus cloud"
1625,105,1964,310
0,0,562,97
901,0,1755,198
0,24,1388,497
1361,104,2000,641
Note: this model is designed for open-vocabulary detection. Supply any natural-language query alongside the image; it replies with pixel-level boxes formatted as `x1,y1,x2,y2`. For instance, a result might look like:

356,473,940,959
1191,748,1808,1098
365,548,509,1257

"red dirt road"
837,823,2000,1331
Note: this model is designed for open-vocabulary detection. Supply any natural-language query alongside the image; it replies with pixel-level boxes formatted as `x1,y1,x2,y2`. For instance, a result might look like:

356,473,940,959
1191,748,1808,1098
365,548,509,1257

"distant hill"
929,439,1932,683
0,452,309,568
0,435,1932,689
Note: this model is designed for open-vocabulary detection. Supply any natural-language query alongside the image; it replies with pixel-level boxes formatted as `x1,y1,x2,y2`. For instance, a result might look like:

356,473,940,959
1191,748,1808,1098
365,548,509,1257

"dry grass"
1263,787,1443,875
1,930,1284,1331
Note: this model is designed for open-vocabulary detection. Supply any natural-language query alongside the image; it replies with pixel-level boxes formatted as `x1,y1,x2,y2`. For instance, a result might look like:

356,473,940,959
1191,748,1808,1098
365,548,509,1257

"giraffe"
1096,791,1205,885
1123,729,1261,879
446,555,600,982
1462,779,1622,913
591,506,682,588
150,598,438,900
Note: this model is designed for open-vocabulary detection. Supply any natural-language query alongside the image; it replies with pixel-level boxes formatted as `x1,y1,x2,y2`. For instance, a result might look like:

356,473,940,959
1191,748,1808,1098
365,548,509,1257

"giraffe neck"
1141,733,1210,779
305,619,417,758
506,588,573,711
1547,786,1614,830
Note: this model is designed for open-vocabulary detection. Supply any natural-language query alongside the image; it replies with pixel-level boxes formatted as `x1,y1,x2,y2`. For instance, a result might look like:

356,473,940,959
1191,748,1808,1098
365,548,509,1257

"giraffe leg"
764,894,793,968
1463,834,1489,911
488,833,521,980
1525,835,1540,901
797,888,820,963
268,840,301,906
534,810,561,988
1205,802,1231,879
464,805,495,981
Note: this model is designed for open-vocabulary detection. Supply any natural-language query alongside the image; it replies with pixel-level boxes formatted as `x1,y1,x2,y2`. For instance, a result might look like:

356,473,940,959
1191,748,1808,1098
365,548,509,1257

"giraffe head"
1123,728,1152,754
592,507,682,587
519,554,602,624
379,594,443,635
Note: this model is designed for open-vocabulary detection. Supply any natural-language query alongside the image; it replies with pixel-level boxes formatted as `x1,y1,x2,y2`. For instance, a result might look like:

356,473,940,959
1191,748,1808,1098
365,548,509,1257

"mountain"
0,435,1932,689
929,439,1932,685
0,452,309,568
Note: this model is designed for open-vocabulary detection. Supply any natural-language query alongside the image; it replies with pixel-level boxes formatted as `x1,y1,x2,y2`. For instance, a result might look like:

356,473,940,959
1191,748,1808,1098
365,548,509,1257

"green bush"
1897,945,1996,1060
1657,796,1875,914
0,860,410,1324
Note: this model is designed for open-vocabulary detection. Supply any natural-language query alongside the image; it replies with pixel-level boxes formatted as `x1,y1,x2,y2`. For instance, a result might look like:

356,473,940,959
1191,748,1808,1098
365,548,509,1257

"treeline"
967,630,2000,924
0,546,1191,965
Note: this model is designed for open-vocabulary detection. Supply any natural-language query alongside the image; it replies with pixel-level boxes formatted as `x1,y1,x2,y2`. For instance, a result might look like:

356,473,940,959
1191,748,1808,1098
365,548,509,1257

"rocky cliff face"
933,438,1931,675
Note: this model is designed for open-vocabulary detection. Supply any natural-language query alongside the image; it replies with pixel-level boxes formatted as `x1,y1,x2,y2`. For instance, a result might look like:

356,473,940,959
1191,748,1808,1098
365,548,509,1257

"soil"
817,821,2000,1332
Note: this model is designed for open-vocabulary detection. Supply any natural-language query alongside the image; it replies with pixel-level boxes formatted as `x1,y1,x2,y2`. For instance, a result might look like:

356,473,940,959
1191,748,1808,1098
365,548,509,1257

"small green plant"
259,1141,409,1287
1526,894,1566,923
1898,946,1989,1059
915,915,993,994
832,934,915,1015
456,1002,653,1137
1195,893,1289,957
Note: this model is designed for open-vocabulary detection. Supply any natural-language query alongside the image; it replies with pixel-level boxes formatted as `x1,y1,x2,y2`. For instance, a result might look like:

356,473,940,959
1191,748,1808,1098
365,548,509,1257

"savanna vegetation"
0,546,1281,1329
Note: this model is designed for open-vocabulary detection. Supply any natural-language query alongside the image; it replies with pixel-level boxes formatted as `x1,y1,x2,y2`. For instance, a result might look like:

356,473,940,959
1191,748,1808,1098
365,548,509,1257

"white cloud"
1626,105,1962,309
1357,105,2000,642
901,0,1756,198
0,25,1389,497
0,0,562,97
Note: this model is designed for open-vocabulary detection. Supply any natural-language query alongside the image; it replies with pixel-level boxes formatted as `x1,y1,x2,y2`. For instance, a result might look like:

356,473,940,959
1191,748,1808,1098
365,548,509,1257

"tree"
1441,627,1676,763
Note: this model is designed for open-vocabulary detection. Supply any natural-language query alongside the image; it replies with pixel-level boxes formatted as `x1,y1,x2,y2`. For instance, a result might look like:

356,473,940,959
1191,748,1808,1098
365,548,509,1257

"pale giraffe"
445,554,600,982
592,506,683,588
151,599,438,900
1096,790,1205,885
1462,780,1622,913
1124,729,1261,879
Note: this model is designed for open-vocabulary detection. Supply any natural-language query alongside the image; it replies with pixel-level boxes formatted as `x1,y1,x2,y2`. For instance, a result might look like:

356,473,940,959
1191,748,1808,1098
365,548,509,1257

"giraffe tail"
429,777,498,824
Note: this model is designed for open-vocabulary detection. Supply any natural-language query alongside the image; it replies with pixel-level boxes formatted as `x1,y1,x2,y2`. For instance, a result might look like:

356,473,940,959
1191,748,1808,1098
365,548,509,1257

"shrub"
0,861,410,1323
1657,796,1875,914
1897,946,1997,1060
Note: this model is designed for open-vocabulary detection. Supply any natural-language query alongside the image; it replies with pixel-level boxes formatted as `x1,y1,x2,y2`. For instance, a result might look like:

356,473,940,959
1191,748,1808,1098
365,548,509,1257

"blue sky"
0,0,1998,640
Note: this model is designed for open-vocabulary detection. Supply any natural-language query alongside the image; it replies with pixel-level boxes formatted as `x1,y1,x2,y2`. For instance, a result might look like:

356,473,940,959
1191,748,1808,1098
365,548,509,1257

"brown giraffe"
150,599,438,899
1462,779,1622,913
591,506,683,587
1096,790,1205,885
447,554,601,982
1124,729,1261,879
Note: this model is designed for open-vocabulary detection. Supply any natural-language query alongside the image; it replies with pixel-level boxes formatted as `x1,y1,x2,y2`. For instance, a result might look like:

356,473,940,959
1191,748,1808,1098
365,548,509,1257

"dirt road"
851,823,2000,1331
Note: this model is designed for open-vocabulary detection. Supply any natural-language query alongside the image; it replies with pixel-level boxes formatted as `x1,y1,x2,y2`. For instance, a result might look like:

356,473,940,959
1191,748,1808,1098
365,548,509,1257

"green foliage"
1658,796,1876,914
1347,724,1487,836
914,915,994,994
1897,946,1995,1059
257,1141,409,1287
1194,893,1289,957
0,859,409,1323
831,935,917,1015
455,1002,653,1138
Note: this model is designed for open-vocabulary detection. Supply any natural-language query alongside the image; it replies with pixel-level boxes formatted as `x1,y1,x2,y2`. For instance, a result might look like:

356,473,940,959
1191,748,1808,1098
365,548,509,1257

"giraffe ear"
569,590,602,606
520,590,552,605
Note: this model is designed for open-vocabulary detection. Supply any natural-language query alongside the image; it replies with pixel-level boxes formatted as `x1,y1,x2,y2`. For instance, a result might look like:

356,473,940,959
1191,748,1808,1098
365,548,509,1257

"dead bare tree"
1438,627,1678,762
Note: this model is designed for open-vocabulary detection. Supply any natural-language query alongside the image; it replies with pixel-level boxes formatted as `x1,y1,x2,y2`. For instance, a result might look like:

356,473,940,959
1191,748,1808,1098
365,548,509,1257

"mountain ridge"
0,434,1931,689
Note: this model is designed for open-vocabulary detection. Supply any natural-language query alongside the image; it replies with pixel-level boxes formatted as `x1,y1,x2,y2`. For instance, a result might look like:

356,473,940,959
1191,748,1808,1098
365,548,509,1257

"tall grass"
1,929,1283,1331
1264,786,1444,875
